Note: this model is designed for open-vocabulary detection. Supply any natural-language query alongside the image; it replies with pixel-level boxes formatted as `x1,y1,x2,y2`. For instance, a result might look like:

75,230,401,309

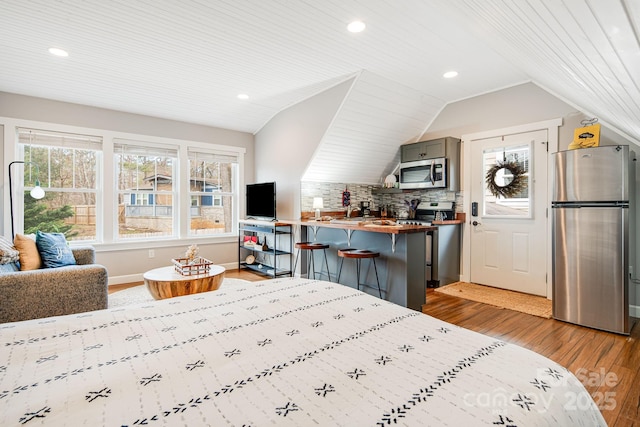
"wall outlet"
149,249,155,258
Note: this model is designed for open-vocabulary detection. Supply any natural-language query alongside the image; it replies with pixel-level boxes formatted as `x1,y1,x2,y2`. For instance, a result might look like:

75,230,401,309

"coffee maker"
360,201,371,216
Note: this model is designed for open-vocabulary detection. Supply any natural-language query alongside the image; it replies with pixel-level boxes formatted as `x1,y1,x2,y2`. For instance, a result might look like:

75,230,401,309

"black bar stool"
293,242,331,281
336,249,382,297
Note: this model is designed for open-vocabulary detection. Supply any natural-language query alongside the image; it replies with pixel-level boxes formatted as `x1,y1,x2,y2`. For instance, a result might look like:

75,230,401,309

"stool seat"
293,242,331,281
338,249,379,259
336,248,382,298
296,242,330,250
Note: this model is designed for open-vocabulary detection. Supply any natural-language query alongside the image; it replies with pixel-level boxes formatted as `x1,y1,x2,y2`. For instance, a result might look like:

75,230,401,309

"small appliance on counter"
359,201,371,216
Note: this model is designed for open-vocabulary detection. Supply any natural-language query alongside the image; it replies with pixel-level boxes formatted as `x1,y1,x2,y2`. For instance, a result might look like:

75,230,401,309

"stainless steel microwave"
399,157,447,189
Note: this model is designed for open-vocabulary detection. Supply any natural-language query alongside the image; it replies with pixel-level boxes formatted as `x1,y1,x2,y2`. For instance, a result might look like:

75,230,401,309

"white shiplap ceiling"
0,0,639,183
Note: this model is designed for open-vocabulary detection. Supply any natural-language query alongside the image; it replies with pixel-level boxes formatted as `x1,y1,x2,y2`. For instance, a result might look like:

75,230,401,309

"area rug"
108,278,250,308
434,281,552,318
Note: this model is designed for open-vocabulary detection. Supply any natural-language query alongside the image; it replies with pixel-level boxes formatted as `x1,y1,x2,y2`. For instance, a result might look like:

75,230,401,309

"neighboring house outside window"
188,149,238,236
115,141,178,240
8,121,242,245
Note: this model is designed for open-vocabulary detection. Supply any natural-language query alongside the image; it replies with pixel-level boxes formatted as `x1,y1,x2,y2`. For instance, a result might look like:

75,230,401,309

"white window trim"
2,116,245,252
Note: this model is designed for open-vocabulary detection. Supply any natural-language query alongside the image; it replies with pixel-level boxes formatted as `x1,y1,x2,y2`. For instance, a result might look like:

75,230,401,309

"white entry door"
469,129,548,296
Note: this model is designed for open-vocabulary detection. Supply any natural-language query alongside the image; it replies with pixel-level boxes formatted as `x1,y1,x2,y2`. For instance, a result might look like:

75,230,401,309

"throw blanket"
0,277,605,426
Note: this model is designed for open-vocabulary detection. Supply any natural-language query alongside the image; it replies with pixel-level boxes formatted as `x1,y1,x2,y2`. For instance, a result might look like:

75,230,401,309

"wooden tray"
172,257,213,275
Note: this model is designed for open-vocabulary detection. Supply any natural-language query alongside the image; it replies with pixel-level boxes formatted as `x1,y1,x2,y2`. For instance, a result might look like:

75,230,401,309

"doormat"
434,281,552,319
108,278,250,308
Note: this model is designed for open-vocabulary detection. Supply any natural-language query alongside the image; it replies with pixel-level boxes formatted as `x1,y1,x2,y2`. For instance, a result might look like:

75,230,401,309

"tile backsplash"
301,181,463,218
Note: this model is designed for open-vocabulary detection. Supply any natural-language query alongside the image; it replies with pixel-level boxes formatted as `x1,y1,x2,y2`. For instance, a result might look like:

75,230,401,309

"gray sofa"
0,246,108,323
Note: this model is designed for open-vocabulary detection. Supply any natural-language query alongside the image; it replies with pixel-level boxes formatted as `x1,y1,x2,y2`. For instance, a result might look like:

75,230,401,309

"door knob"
472,220,481,226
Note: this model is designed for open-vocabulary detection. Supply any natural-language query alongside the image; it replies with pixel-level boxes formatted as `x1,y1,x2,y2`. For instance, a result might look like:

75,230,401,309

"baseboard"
107,261,239,286
630,304,640,318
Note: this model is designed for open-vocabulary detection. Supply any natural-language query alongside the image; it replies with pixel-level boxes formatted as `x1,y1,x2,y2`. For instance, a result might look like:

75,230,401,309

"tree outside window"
18,129,100,241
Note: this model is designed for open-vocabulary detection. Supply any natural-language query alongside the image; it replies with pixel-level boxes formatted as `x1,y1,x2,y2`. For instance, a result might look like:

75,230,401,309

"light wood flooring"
110,270,639,425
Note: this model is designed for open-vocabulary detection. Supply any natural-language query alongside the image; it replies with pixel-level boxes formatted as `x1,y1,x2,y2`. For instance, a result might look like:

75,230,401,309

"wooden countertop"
283,218,435,234
240,216,463,235
431,219,464,225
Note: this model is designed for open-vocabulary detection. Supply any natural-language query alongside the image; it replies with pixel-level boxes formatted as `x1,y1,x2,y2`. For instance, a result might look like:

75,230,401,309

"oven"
398,157,447,189
397,202,458,287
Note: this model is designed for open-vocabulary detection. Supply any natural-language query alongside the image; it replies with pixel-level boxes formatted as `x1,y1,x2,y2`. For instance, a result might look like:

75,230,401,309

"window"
17,128,101,241
188,149,238,236
482,144,531,217
115,140,178,240
8,120,243,244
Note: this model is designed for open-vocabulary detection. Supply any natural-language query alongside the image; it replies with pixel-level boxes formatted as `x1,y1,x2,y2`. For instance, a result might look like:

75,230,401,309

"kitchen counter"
287,218,435,233
282,218,428,311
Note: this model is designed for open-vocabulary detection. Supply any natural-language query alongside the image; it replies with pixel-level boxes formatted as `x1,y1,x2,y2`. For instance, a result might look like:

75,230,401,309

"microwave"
399,158,447,189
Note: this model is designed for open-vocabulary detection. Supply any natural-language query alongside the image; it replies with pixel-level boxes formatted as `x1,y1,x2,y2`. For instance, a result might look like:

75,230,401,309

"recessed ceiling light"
443,71,458,79
347,20,366,33
237,94,249,100
48,47,69,57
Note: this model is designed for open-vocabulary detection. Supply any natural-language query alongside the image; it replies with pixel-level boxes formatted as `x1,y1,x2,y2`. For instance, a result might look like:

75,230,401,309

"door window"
482,144,531,218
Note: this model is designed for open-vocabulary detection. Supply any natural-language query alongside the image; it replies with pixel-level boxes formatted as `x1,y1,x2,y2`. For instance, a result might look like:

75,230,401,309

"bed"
0,277,605,426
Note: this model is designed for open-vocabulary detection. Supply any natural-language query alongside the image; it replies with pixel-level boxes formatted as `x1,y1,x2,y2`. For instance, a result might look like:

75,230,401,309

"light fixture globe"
30,181,45,200
8,160,46,238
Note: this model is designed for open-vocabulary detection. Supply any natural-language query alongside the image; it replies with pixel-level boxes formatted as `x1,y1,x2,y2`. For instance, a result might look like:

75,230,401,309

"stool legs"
337,250,382,299
293,246,331,281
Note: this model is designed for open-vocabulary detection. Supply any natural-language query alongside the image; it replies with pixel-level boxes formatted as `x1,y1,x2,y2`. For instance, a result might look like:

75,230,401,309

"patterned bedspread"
0,277,605,426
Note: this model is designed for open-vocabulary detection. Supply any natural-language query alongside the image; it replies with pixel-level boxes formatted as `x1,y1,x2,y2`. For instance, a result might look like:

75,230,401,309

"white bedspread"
0,277,605,426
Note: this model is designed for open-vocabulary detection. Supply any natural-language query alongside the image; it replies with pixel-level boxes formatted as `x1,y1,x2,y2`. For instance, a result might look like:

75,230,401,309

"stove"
397,201,455,225
396,201,458,288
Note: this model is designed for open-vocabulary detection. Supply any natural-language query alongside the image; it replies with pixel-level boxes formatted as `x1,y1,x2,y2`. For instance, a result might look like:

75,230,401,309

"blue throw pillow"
35,231,77,268
0,262,19,273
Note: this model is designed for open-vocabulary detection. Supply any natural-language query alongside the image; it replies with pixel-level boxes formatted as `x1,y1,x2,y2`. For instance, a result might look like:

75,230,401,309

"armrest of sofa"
72,246,96,265
0,263,108,323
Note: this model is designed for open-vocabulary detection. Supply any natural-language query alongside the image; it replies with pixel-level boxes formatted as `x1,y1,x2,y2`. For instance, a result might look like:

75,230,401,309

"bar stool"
336,249,382,298
293,242,331,281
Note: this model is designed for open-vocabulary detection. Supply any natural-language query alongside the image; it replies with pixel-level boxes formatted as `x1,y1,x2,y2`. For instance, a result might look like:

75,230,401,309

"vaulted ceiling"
1,0,638,182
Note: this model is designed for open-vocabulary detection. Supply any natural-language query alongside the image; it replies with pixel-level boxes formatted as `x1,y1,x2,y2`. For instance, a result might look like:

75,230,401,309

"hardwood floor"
109,270,639,425
423,289,640,426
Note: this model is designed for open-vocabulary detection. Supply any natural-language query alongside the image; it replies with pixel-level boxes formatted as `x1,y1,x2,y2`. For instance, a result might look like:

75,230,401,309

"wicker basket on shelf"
172,257,213,276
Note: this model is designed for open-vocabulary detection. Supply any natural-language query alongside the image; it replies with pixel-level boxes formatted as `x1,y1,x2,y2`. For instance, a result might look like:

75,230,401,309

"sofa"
0,246,108,323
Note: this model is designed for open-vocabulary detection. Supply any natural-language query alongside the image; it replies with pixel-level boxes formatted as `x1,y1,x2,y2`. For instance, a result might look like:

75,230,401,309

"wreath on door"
485,160,527,198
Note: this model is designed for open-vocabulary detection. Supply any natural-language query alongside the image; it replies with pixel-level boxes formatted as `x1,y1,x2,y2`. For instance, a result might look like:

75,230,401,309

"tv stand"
238,219,292,278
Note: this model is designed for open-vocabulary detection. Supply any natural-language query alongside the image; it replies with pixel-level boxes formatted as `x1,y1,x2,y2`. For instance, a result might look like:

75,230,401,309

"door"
469,130,548,296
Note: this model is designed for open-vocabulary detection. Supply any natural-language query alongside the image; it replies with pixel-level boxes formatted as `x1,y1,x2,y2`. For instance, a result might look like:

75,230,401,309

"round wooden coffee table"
144,265,226,300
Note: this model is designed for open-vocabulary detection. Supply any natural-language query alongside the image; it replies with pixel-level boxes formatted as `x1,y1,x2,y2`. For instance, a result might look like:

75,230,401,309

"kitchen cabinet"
401,138,443,162
238,220,293,278
400,137,461,191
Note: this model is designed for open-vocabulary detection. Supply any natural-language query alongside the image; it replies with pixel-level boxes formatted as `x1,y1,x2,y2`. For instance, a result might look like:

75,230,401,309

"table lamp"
312,197,324,219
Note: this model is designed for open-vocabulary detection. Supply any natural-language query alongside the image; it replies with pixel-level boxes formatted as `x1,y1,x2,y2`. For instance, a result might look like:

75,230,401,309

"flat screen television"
246,182,276,220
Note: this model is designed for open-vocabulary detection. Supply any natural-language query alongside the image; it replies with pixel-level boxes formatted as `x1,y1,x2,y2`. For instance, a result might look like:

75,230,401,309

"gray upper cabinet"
401,138,450,162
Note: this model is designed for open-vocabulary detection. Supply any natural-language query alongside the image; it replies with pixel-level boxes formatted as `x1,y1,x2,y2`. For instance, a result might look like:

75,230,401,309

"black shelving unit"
238,220,293,278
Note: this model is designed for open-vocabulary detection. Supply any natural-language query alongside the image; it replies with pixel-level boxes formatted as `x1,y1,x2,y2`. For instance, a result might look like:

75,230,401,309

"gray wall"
254,78,354,220
0,92,254,284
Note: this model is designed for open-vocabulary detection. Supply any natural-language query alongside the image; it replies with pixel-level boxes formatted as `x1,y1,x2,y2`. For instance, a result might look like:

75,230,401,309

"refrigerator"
552,145,636,334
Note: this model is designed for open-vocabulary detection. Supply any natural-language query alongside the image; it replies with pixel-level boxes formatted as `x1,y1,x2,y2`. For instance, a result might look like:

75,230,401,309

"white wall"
0,92,254,284
254,78,354,220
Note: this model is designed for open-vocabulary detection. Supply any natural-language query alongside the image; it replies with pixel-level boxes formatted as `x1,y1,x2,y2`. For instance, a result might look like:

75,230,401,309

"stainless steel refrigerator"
552,145,636,334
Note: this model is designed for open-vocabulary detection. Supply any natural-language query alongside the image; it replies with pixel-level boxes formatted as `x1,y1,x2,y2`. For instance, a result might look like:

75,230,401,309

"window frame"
2,117,244,249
